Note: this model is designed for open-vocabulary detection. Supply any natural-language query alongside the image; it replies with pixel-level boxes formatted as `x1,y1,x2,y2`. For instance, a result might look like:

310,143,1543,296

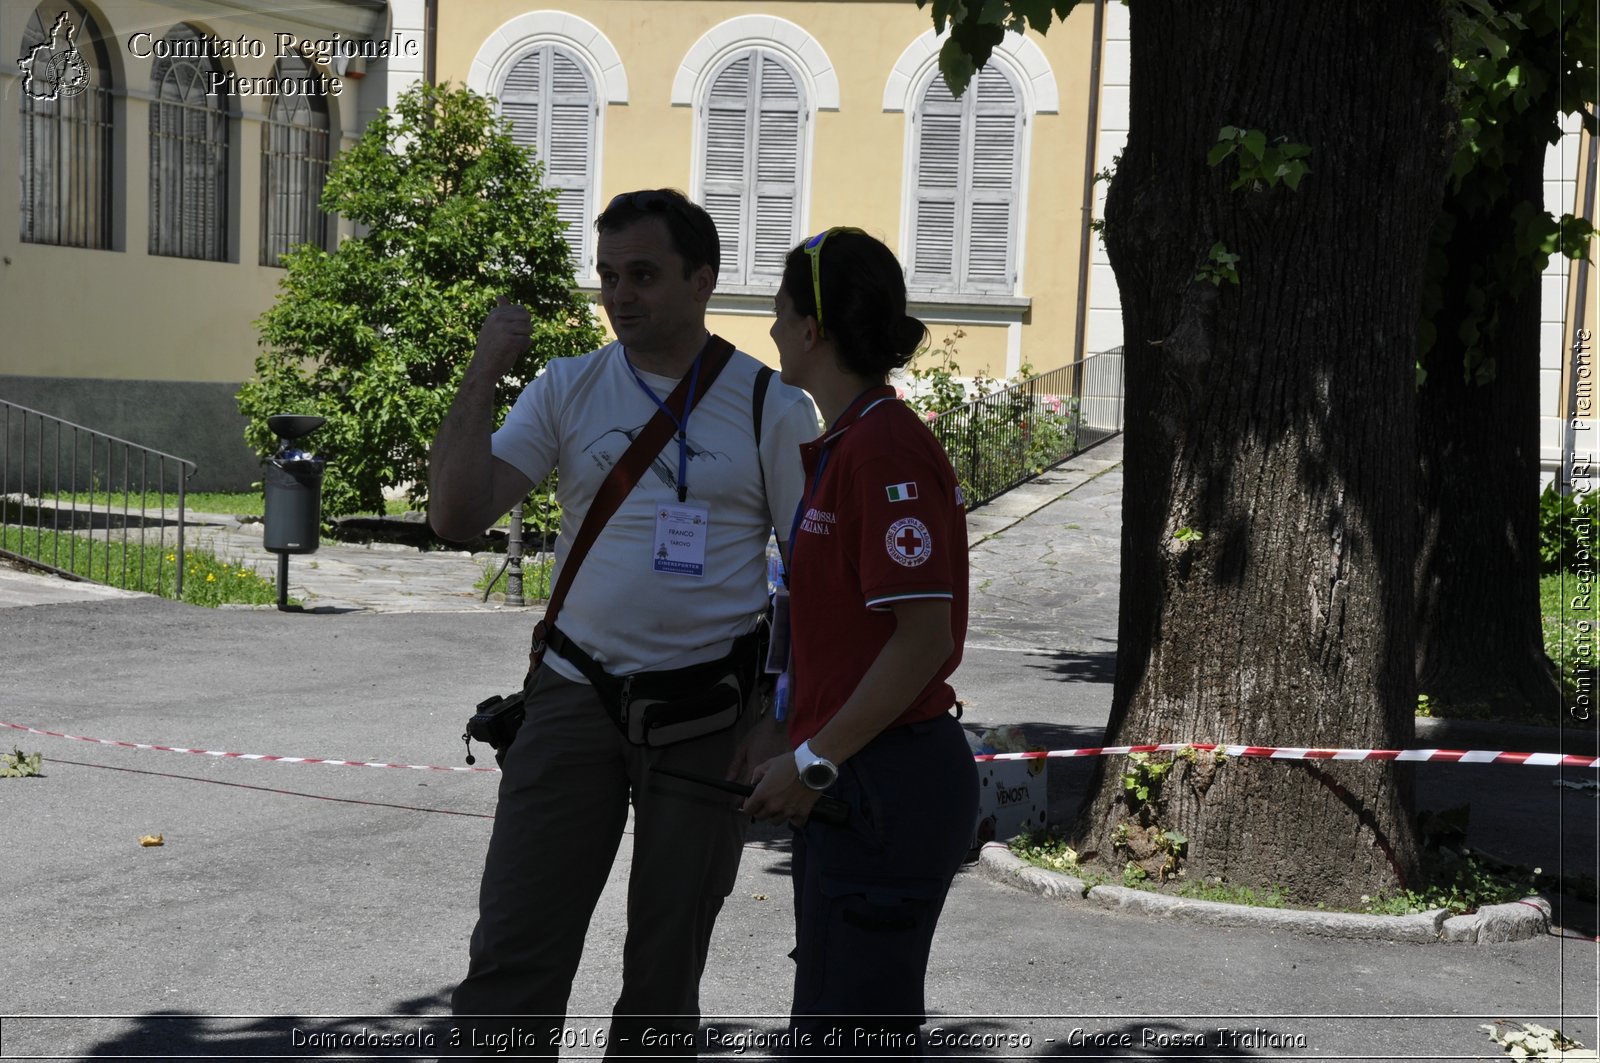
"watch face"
800,760,837,790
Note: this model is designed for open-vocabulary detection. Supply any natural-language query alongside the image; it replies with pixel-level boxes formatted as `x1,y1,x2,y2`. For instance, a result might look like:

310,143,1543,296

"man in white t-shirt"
430,189,819,1057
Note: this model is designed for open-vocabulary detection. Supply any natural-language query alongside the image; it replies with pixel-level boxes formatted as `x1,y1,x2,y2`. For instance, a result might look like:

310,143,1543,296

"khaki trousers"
451,665,749,1058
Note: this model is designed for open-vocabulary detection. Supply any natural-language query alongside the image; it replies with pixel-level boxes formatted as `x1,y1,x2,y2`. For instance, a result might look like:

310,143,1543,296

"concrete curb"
976,843,1551,944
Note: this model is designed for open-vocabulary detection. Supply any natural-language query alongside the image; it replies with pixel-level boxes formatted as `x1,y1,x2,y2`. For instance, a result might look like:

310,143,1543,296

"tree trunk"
1414,26,1563,720
1073,0,1453,906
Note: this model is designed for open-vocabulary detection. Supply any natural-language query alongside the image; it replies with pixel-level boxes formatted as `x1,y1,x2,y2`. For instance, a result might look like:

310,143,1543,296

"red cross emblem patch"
886,517,932,567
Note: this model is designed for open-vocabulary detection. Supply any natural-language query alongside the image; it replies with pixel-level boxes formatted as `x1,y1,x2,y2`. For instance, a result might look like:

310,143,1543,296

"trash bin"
263,414,326,555
264,452,324,553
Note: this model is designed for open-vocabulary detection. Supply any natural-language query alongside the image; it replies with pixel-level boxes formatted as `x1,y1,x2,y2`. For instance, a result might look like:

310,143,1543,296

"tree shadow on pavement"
61,992,458,1058
1021,648,1117,685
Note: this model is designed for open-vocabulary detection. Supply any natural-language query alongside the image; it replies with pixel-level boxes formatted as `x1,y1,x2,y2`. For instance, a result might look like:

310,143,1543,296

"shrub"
1538,482,1600,575
239,82,603,519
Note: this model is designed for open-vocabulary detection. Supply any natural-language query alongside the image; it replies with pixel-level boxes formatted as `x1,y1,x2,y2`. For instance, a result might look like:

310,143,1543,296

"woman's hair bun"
893,315,930,360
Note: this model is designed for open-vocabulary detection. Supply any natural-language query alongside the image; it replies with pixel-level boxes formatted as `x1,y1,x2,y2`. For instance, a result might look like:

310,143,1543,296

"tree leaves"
239,83,603,518
918,0,1085,95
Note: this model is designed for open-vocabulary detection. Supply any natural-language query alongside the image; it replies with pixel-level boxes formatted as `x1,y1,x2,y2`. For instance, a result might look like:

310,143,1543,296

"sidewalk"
2,434,1597,1061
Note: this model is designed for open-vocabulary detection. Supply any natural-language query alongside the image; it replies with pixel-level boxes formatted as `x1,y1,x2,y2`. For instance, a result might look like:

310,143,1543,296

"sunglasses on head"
802,227,867,337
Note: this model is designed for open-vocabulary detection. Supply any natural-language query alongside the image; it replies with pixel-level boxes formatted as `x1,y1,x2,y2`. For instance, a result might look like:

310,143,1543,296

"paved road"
3,436,1597,1061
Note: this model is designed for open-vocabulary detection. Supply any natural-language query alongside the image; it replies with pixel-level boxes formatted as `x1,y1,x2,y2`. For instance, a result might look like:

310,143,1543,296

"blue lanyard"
786,449,834,575
786,388,891,587
626,347,703,503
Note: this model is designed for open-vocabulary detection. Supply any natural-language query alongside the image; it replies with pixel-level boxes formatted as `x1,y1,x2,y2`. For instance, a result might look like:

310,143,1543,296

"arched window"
149,24,228,261
698,49,805,286
499,44,597,274
260,56,330,266
907,64,1023,294
18,2,113,248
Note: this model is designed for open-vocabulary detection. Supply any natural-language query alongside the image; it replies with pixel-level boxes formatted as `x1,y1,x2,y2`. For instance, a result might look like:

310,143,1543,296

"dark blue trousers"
787,712,979,1057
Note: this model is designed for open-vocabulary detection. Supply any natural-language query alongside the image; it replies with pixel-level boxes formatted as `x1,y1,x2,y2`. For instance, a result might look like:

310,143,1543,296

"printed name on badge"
885,517,932,567
654,503,709,577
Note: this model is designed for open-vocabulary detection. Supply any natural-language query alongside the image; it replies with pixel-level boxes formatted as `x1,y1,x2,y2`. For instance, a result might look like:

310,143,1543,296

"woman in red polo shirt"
746,227,979,1055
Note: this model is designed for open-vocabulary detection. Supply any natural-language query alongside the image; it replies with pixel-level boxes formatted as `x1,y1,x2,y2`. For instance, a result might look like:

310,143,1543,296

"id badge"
653,502,710,577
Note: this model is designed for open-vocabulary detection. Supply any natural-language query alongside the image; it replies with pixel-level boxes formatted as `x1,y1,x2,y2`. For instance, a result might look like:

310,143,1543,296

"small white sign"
653,503,709,577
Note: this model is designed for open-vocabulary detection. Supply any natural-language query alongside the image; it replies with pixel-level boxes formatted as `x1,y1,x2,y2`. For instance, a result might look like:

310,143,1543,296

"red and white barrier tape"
7,721,1597,774
1,721,499,774
974,741,1600,769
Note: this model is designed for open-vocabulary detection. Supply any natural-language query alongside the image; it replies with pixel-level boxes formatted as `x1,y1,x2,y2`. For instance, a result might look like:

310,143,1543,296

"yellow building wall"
434,0,1099,382
0,0,391,385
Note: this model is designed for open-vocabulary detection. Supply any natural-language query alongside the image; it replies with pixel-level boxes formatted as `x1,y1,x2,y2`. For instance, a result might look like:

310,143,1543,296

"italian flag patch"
885,481,919,502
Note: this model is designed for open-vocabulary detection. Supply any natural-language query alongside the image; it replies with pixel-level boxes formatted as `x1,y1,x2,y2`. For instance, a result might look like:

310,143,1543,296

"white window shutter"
499,46,596,274
750,54,801,281
702,54,753,283
501,49,543,148
908,64,1022,294
546,50,595,273
698,49,805,285
909,74,963,287
966,65,1021,290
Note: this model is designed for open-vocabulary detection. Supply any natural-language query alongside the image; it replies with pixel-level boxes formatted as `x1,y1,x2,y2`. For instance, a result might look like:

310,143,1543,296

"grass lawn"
1540,571,1597,701
40,489,412,519
0,523,282,607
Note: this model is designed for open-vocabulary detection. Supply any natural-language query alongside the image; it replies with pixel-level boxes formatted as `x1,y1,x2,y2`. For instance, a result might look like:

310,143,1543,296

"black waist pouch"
549,624,766,747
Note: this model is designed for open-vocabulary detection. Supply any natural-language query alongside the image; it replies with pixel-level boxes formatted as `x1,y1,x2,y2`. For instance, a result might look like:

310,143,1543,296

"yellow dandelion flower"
206,573,216,582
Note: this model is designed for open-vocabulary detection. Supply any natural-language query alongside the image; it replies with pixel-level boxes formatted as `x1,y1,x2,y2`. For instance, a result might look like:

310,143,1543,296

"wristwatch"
793,740,838,791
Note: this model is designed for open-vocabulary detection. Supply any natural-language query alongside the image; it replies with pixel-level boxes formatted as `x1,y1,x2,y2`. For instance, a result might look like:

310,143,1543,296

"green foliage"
239,82,603,519
902,333,1082,505
521,471,561,545
1420,0,1598,379
38,488,250,516
1,747,44,778
1009,830,1082,874
1537,483,1600,574
916,0,1083,95
1194,242,1240,286
1540,572,1597,703
1176,879,1291,908
903,329,973,416
0,517,284,607
1360,848,1538,916
1207,127,1312,191
1120,751,1172,805
477,555,554,601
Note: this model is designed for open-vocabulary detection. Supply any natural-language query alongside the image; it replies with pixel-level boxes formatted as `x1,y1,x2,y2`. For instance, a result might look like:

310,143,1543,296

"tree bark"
1414,22,1564,720
1073,0,1453,905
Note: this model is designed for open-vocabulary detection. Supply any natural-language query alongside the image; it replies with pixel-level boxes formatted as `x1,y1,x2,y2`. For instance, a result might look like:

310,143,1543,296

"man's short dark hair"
595,189,721,279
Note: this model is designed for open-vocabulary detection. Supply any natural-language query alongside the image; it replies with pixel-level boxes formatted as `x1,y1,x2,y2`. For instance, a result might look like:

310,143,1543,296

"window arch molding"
468,13,623,278
671,16,839,111
19,0,118,249
881,29,1058,115
467,11,628,104
260,53,331,266
891,34,1053,301
677,18,834,290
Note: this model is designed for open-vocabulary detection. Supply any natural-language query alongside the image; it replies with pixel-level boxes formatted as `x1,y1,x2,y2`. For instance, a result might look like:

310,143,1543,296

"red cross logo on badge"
886,517,932,567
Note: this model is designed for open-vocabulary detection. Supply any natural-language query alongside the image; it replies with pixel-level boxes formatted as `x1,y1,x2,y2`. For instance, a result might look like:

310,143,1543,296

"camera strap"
528,334,736,672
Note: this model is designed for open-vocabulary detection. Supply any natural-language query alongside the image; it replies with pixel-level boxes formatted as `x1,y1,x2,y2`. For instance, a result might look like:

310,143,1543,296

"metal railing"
1,400,196,598
928,346,1125,510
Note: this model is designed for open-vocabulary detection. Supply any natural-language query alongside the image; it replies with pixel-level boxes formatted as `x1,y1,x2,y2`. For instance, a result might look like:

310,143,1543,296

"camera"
462,690,526,765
